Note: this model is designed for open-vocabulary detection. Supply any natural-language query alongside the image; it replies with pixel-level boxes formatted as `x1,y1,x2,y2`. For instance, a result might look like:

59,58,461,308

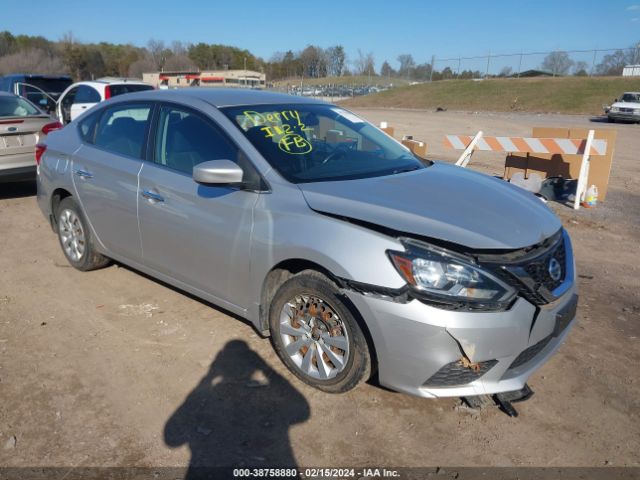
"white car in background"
606,92,640,123
56,78,154,124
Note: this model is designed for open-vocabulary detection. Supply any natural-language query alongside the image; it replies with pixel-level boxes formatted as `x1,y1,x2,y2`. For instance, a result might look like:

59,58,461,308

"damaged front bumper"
344,283,578,398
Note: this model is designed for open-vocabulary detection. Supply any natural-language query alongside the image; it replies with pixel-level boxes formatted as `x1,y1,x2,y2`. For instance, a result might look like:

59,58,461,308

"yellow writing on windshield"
278,134,312,154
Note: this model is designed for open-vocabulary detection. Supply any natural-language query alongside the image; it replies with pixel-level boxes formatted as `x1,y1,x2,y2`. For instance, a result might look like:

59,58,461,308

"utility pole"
485,52,491,78
429,55,435,82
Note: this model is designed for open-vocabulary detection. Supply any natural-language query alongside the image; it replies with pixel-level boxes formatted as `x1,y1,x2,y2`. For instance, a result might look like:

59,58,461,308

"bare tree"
0,48,65,75
147,39,165,69
353,50,375,76
128,56,157,78
397,54,415,78
573,60,589,76
541,51,574,76
163,54,197,71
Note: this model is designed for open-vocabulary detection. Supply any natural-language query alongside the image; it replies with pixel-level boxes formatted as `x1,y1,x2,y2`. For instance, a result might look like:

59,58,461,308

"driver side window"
153,105,238,175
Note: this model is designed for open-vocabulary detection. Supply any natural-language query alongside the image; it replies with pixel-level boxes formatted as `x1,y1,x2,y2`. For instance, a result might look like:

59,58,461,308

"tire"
55,197,110,271
607,117,615,123
269,270,371,393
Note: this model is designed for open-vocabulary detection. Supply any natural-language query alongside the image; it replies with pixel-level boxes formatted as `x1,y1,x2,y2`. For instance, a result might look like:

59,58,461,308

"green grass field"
341,76,640,115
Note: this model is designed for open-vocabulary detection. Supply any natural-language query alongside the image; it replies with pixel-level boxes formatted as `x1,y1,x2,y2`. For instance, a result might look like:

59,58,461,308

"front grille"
524,240,566,293
484,232,568,306
424,359,498,387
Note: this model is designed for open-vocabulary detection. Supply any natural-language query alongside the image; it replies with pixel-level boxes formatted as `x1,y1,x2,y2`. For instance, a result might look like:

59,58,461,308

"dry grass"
342,76,640,114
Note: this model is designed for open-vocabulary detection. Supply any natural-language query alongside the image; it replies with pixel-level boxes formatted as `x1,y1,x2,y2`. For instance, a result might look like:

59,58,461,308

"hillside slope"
341,77,640,115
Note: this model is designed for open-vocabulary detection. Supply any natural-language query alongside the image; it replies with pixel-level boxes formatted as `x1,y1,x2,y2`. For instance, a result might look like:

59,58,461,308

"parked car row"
33,88,578,404
286,84,389,98
0,74,154,182
0,74,153,124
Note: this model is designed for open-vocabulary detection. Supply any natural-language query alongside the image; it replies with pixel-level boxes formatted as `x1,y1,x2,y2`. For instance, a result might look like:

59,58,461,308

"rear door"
71,85,101,121
137,103,258,308
71,102,153,263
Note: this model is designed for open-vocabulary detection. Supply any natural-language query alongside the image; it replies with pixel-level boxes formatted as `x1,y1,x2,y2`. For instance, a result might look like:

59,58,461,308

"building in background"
142,70,266,89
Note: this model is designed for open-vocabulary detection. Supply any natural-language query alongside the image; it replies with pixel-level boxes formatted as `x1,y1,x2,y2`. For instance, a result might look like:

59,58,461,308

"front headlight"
610,107,620,113
634,109,640,114
388,239,516,310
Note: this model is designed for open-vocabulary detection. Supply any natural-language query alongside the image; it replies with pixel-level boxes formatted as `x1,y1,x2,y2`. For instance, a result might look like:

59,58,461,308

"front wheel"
269,271,371,393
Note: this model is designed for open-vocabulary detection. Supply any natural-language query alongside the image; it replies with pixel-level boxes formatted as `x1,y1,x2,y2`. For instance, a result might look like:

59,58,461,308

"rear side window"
78,111,100,143
75,85,101,103
93,103,151,158
109,84,154,97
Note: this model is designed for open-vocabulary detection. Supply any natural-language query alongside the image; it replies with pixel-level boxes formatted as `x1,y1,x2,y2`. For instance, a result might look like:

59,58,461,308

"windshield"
620,93,640,103
222,104,425,183
0,95,41,117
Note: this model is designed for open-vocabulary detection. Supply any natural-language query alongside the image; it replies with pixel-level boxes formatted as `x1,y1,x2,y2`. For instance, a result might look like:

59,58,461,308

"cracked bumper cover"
345,281,578,398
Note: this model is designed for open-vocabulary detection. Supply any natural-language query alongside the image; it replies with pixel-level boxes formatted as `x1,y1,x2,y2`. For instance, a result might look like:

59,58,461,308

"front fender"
245,186,406,326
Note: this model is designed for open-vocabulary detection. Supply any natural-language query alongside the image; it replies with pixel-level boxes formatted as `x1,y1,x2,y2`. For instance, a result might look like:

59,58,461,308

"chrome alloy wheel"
279,294,350,380
58,209,86,262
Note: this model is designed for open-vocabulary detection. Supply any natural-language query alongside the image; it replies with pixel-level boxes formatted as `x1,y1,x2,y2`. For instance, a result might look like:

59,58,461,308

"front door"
72,102,152,263
138,104,257,309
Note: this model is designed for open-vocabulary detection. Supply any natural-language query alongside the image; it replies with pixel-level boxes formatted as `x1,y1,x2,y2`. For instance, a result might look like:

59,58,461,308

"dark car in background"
0,74,73,114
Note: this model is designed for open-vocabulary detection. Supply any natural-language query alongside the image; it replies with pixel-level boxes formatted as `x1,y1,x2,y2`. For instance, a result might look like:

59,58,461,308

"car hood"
298,162,561,250
612,101,640,109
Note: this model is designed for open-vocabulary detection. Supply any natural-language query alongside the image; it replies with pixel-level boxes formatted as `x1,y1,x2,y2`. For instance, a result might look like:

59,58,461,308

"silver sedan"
36,89,577,400
0,91,61,183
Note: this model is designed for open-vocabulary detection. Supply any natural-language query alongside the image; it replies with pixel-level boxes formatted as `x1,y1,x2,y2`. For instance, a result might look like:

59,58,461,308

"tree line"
0,31,638,82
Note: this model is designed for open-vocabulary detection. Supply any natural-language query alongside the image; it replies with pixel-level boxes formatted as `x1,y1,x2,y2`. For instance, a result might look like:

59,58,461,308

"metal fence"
429,46,640,79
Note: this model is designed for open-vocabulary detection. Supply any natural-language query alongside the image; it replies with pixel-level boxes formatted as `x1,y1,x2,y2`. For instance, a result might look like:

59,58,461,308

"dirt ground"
0,109,638,472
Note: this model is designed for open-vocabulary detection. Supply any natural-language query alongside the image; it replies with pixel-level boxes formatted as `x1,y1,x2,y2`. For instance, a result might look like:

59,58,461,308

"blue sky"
2,0,640,70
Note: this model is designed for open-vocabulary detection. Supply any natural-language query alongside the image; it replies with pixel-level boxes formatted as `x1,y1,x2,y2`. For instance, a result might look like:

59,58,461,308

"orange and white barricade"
444,130,608,210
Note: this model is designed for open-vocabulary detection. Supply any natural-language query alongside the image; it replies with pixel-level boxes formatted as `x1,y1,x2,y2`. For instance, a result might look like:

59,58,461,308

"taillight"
41,121,63,135
35,144,47,166
104,85,111,99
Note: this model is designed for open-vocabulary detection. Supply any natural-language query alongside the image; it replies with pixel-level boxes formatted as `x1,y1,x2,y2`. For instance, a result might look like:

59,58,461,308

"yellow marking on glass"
279,134,312,154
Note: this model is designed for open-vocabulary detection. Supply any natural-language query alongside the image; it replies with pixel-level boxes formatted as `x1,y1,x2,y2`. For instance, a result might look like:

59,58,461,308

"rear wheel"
56,197,109,271
269,271,371,393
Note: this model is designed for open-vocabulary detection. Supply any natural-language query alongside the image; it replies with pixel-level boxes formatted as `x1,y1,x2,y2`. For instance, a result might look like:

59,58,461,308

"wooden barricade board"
504,127,616,201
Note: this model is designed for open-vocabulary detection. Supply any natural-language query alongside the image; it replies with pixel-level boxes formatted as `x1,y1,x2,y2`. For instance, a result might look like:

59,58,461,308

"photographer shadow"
164,340,309,479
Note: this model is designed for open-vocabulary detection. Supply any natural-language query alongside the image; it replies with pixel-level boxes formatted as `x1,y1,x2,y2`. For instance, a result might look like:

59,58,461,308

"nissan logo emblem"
548,257,562,282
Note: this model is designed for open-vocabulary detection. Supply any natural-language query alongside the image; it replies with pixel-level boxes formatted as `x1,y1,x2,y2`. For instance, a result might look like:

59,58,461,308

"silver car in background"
0,92,61,183
36,89,577,399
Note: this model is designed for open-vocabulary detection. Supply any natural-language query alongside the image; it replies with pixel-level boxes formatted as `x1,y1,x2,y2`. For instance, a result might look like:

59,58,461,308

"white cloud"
627,4,640,10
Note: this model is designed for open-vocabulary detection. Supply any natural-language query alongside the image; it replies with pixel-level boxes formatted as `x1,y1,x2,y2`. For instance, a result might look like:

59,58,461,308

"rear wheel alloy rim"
58,209,86,262
279,294,350,381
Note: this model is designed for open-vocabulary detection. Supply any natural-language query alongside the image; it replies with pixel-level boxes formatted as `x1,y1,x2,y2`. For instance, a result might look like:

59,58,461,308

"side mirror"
193,159,244,185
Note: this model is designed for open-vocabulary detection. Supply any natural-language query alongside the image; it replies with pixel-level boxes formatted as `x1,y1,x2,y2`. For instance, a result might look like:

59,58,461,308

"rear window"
108,84,154,97
0,95,41,117
20,77,72,94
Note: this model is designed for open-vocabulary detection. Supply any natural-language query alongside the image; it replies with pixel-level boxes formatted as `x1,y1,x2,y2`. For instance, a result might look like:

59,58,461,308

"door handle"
74,169,93,179
81,106,87,109
141,190,165,203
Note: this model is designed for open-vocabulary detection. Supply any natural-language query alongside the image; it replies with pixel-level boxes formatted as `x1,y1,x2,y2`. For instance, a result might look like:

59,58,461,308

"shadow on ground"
164,340,309,479
0,181,36,200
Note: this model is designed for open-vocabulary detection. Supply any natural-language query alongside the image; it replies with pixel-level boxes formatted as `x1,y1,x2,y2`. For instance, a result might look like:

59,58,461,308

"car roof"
111,88,325,108
69,79,150,87
0,91,16,97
